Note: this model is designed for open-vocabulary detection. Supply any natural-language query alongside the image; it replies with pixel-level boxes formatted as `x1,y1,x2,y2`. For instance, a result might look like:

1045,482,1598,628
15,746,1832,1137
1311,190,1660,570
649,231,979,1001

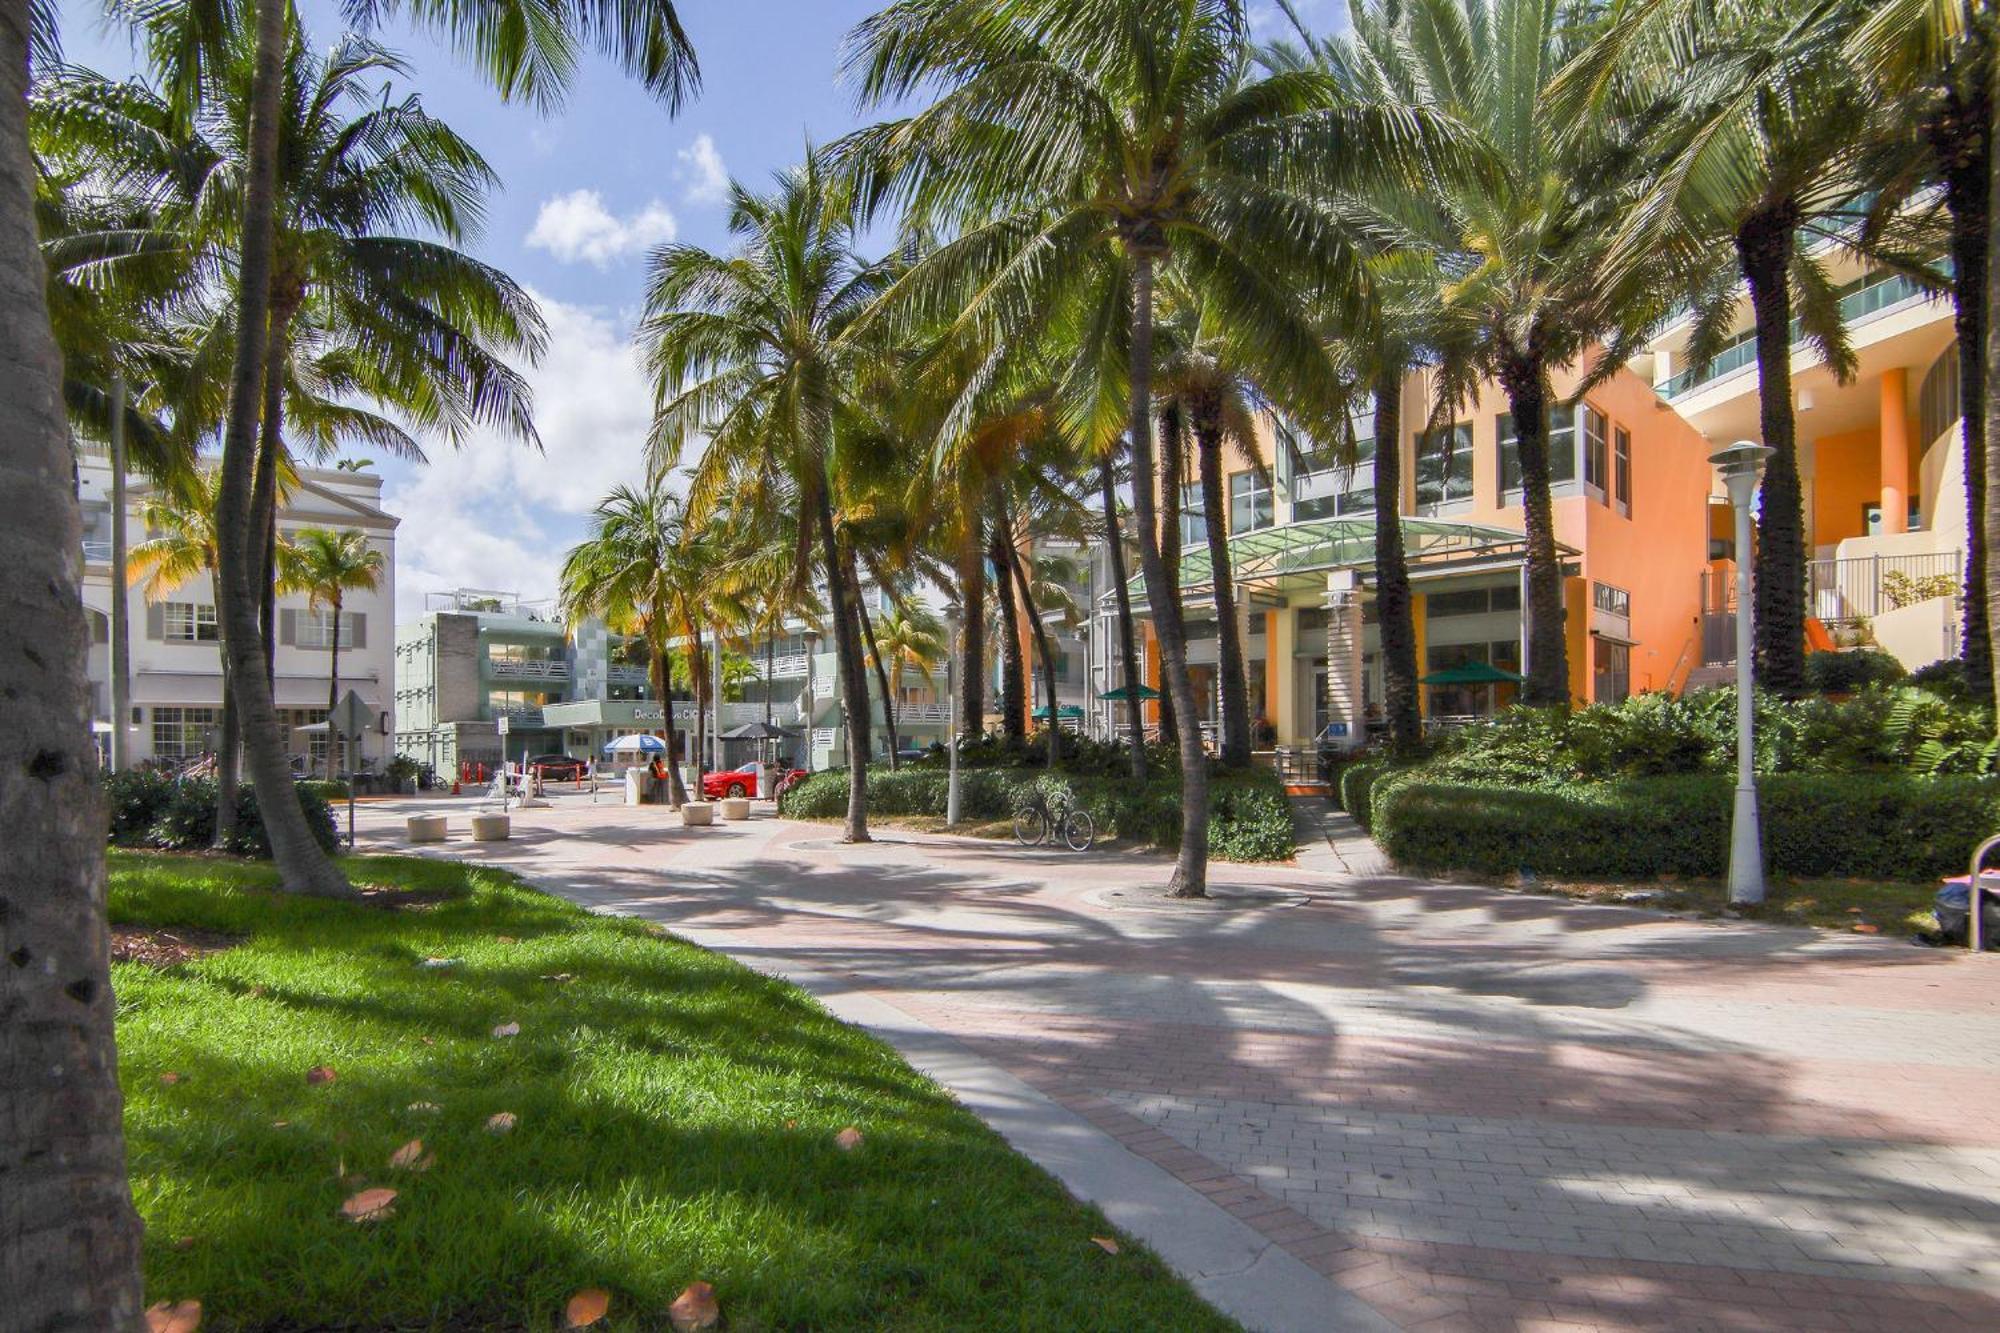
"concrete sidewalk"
354,796,2000,1331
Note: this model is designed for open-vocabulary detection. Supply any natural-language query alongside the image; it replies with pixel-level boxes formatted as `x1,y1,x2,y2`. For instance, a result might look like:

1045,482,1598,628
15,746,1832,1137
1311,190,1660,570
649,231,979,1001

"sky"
56,0,1343,622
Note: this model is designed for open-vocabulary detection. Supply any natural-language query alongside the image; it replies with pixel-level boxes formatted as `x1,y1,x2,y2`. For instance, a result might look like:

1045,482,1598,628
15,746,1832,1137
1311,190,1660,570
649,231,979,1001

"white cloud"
382,293,666,620
676,133,729,205
525,189,677,268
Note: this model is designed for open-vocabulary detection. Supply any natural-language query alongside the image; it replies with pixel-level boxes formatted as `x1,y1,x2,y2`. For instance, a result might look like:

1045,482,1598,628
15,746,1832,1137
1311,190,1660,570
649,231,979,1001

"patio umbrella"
1031,704,1085,720
1096,683,1162,702
602,733,667,756
719,720,795,740
1419,661,1525,686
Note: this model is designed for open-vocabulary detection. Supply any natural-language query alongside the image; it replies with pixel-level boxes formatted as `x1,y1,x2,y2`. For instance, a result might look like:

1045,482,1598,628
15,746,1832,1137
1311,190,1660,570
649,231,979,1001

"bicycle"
1012,789,1095,851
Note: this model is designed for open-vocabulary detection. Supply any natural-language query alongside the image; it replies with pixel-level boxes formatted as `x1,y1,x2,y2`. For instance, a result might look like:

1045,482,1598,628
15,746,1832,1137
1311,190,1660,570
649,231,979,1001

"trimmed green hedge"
1374,773,2000,881
103,769,339,858
779,765,1297,862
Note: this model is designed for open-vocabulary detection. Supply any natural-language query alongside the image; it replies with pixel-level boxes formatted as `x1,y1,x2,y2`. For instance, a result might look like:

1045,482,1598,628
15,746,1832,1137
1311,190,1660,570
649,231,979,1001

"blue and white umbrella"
602,733,667,756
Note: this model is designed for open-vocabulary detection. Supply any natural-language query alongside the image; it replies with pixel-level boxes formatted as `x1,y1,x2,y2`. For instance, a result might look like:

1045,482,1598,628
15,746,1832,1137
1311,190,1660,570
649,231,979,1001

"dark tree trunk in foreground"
1937,68,1992,698
1495,351,1571,707
1157,404,1185,747
1127,252,1210,897
956,538,986,738
1194,401,1250,767
1003,526,1063,770
325,599,343,781
990,513,1027,742
651,645,688,807
1986,87,2000,724
812,483,870,841
213,0,352,896
1099,452,1148,777
1736,207,1808,698
1372,374,1420,748
850,549,901,769
0,0,148,1316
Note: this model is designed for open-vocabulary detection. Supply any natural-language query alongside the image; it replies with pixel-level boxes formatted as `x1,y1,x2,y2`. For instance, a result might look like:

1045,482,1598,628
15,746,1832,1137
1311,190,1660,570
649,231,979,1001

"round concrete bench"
470,813,511,842
718,796,751,821
406,814,447,843
679,802,714,827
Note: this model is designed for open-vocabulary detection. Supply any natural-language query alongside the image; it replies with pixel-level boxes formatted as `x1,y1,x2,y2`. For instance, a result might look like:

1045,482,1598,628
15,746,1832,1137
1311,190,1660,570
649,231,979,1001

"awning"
1031,704,1085,720
1097,683,1162,702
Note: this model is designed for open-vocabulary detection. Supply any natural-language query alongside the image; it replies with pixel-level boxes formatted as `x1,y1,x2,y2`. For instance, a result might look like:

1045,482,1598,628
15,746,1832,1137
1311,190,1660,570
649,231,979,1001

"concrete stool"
719,796,751,821
470,813,511,841
406,814,447,843
680,802,713,827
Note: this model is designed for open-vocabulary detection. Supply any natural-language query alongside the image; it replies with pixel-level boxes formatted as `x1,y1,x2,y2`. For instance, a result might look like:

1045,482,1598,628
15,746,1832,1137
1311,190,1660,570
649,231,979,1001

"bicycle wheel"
1062,810,1095,852
1012,807,1048,846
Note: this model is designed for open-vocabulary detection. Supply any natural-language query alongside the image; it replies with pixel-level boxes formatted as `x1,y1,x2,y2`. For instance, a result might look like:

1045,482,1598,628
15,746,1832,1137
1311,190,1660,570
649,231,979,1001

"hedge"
103,769,340,858
1373,772,2000,882
779,764,1297,862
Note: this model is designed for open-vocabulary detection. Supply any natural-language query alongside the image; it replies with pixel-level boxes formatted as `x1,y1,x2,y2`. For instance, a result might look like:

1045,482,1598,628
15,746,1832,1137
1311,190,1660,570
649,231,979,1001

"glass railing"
1660,267,1944,399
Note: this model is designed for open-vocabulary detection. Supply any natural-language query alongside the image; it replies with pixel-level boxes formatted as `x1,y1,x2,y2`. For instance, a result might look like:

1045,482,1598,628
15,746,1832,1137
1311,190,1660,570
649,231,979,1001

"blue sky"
57,0,1342,620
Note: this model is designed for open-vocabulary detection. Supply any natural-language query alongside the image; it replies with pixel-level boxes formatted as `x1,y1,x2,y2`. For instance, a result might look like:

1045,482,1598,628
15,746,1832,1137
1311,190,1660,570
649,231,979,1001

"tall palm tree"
281,527,384,779
644,151,888,842
844,0,1435,895
1560,0,1898,697
871,602,947,749
559,482,697,807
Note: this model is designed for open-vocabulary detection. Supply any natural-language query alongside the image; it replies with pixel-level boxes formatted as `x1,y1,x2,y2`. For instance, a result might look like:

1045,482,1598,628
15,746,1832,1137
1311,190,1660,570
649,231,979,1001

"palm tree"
871,602,947,749
1560,0,1900,697
559,482,697,807
843,0,1437,895
644,151,888,842
281,527,385,779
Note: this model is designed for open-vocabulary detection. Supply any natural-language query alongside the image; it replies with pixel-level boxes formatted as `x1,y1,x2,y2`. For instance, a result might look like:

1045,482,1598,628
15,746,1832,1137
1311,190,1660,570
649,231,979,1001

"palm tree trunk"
1736,207,1808,698
850,551,901,769
212,0,351,897
1099,451,1148,778
214,655,242,841
1157,404,1185,746
1004,535,1064,770
990,512,1027,742
219,323,287,842
650,642,688,807
1938,74,1992,698
763,624,775,729
691,627,707,794
956,538,986,739
0,1,148,1313
325,600,341,782
1127,251,1209,898
812,483,870,841
1194,403,1250,767
1372,372,1420,749
1986,84,2000,724
1495,352,1571,707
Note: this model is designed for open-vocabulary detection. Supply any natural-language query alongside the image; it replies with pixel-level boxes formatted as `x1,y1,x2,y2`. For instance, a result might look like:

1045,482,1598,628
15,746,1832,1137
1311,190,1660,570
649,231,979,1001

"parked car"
527,753,588,782
701,762,805,800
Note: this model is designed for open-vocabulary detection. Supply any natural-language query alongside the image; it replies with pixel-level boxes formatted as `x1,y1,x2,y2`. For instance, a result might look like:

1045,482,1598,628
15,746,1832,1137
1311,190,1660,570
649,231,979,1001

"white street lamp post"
1710,440,1775,906
945,601,962,827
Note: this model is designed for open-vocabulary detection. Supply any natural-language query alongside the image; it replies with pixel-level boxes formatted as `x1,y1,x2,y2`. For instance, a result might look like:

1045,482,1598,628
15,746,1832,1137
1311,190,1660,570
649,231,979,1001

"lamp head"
1708,439,1774,509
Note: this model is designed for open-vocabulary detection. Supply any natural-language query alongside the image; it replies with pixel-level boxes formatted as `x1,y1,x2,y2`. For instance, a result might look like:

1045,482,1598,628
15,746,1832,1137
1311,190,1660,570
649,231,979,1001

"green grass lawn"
111,850,1237,1331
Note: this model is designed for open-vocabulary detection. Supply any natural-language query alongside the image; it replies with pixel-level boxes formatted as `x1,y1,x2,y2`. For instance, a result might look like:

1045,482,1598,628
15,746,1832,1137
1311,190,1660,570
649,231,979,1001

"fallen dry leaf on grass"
1852,923,1881,934
145,1299,201,1333
270,1120,291,1129
667,1282,719,1332
541,972,576,984
491,1021,521,1039
1090,1236,1121,1255
388,1140,432,1171
407,1101,440,1114
306,1065,337,1085
833,1127,863,1152
340,1187,397,1222
171,1236,197,1252
565,1288,611,1328
495,935,518,944
158,1072,182,1086
486,1112,517,1134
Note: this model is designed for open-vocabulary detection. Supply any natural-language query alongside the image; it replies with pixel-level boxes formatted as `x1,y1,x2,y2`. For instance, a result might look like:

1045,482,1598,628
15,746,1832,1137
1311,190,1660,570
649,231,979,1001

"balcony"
755,652,810,680
1661,269,1942,400
1810,550,1962,628
82,539,112,563
488,657,569,681
606,663,649,686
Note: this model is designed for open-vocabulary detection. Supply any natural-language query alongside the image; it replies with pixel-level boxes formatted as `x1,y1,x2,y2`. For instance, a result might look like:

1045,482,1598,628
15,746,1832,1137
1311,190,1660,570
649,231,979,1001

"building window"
163,602,220,642
1613,426,1632,515
1425,583,1521,621
294,609,354,650
1179,484,1207,546
1592,583,1631,619
1289,414,1377,521
1582,405,1610,496
1498,403,1584,502
1229,471,1274,533
152,706,222,759
1594,639,1631,705
1425,641,1521,718
1414,423,1474,512
279,708,331,762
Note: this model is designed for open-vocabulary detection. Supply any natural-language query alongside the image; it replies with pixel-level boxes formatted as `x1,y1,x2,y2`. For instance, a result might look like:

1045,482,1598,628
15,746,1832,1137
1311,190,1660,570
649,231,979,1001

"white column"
1325,570,1365,751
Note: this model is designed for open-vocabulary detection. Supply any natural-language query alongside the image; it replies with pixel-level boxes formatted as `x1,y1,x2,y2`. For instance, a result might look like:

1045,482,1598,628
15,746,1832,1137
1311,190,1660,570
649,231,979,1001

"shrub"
1338,760,1394,826
1805,648,1906,695
103,770,339,858
1910,657,1976,703
1374,772,2000,882
779,764,1294,861
297,779,349,803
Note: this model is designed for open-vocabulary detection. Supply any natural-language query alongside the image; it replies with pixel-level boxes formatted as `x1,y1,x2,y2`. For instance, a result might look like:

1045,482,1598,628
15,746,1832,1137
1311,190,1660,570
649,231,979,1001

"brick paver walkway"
357,797,2000,1331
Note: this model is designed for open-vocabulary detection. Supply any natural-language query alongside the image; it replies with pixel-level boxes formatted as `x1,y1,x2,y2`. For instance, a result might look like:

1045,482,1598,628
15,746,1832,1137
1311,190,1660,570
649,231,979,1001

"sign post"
331,689,371,849
496,714,511,809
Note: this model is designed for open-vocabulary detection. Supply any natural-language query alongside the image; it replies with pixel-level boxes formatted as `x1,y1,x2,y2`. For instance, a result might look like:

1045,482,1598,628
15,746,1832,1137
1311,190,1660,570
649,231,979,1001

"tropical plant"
643,150,887,842
842,0,1439,894
870,602,947,749
280,527,385,779
559,482,699,807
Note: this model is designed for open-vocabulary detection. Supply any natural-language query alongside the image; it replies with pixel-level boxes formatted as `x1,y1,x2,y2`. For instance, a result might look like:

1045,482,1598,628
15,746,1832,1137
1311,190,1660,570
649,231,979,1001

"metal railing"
488,658,569,680
755,652,810,679
1662,270,1941,399
1809,549,1962,626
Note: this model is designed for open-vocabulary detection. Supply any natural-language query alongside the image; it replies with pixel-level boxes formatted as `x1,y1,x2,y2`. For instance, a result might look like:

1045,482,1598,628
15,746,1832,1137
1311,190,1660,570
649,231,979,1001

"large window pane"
1229,471,1273,533
1414,423,1473,511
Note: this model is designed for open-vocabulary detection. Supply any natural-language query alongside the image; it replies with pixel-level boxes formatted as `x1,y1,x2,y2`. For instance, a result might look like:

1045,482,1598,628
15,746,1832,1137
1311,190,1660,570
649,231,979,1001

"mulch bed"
111,925,241,968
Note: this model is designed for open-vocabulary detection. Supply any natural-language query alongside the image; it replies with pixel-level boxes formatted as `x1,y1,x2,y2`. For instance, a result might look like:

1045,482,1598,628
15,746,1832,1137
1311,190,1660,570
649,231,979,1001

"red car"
700,763,804,800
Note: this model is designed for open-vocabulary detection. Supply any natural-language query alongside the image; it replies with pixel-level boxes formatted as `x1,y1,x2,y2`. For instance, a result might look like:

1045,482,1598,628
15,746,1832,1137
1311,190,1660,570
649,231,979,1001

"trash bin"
1934,874,2000,947
624,767,644,807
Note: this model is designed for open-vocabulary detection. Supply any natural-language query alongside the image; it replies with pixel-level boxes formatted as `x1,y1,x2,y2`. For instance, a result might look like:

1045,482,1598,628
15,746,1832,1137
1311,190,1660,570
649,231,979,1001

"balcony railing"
488,658,569,681
82,540,112,563
1661,269,1942,399
1810,550,1962,626
755,652,810,679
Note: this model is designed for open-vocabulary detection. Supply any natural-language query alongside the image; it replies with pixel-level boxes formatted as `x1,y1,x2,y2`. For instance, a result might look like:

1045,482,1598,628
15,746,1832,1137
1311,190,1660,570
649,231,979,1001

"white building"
78,454,400,770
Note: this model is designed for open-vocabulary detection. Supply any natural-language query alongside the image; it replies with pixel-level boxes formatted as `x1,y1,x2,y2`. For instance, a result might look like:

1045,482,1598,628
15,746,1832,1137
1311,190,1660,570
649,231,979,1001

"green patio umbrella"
1096,683,1162,702
1420,661,1526,686
1032,704,1085,720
